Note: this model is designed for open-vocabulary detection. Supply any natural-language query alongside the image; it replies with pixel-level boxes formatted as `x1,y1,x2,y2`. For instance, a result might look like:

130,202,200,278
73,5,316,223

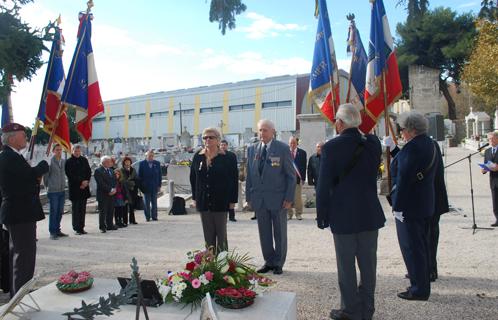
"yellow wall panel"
253,87,262,132
193,95,201,135
168,97,174,134
222,91,229,134
144,100,151,138
104,105,110,139
123,104,129,138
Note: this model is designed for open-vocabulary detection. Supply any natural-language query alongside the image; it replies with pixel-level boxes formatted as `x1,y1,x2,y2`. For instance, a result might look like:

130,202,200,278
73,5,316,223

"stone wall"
409,65,445,115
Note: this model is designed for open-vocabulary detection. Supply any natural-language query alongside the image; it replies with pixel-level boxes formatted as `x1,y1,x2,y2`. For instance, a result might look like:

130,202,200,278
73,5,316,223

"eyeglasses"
202,136,216,140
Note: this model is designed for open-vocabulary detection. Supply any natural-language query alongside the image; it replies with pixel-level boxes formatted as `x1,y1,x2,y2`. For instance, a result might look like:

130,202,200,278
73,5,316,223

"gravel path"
1,146,497,319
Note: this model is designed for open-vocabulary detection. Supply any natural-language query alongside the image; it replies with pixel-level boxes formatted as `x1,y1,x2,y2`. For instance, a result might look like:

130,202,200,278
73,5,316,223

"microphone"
478,143,489,151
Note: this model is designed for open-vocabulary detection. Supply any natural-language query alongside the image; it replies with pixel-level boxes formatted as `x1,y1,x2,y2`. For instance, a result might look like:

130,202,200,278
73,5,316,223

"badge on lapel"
269,156,280,167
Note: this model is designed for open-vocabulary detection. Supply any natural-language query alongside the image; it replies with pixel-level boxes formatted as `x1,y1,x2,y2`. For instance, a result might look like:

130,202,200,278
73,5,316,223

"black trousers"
125,203,136,224
228,208,235,220
6,223,36,298
98,198,114,230
200,211,228,253
114,206,126,224
491,187,498,222
427,214,441,277
71,198,87,232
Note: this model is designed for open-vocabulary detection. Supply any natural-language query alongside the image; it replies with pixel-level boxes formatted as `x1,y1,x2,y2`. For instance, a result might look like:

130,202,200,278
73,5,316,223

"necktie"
258,144,267,175
493,148,496,157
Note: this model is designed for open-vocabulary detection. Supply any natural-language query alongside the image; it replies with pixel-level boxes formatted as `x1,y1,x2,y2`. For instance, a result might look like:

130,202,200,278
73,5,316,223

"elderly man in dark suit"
65,144,91,235
307,142,323,188
288,136,307,220
0,123,49,297
482,131,498,227
391,111,437,301
316,104,385,320
246,119,295,275
94,156,117,233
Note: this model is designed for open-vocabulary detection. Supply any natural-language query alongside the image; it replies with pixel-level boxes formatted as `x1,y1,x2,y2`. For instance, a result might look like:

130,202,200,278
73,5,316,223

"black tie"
258,144,267,175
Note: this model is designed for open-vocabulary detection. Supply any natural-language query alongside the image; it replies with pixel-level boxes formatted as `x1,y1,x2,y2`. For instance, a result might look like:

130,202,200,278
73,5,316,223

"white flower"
158,284,170,299
217,251,228,262
199,274,209,285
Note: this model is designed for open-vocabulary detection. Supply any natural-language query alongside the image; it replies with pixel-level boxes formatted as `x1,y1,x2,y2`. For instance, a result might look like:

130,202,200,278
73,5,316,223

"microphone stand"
445,147,493,234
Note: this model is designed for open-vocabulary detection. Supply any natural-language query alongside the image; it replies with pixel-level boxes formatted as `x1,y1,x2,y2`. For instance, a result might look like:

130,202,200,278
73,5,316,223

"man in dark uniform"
220,140,238,222
94,156,117,232
0,123,48,297
482,131,498,227
307,142,324,188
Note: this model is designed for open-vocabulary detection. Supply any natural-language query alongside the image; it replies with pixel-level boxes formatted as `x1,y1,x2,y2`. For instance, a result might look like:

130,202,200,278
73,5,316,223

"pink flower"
204,271,213,281
191,278,201,289
67,270,78,278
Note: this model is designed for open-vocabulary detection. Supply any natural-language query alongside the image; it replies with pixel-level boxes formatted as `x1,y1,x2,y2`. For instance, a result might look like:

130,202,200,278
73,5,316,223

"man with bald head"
246,119,295,275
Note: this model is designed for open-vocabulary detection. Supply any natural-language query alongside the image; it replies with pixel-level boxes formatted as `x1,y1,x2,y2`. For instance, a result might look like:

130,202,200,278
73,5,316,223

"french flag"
361,0,402,134
309,0,341,123
61,13,103,142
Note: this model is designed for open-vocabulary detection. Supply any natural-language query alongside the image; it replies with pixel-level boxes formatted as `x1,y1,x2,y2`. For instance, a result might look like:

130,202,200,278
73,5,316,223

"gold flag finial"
56,14,61,26
314,0,319,17
87,0,94,13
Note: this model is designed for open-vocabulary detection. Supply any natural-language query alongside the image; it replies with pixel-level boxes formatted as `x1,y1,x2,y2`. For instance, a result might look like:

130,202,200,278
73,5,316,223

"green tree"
479,0,498,21
209,0,247,35
396,0,429,21
396,7,476,119
462,19,498,113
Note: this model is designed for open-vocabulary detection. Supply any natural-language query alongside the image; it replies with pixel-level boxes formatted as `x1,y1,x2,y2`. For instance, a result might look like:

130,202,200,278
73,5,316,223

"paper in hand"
478,161,496,172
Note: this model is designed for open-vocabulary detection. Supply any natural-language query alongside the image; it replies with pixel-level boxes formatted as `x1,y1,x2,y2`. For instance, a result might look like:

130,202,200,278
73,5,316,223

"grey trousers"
200,211,228,253
256,208,288,268
333,230,378,320
7,222,37,298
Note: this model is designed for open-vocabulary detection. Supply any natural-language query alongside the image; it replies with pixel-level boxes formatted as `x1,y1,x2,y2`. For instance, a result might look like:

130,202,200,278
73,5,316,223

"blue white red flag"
38,26,71,151
309,0,340,123
360,0,402,134
346,20,368,113
62,13,103,142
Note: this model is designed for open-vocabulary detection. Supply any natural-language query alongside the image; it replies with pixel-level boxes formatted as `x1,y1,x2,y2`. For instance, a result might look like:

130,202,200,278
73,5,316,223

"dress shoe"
229,218,237,222
297,217,303,220
287,216,293,220
100,229,106,233
273,267,283,275
57,232,68,237
108,226,118,231
75,231,84,235
491,222,498,227
256,265,273,273
329,309,352,320
49,234,58,240
152,218,158,221
130,221,138,225
250,216,257,220
397,290,429,301
80,230,88,234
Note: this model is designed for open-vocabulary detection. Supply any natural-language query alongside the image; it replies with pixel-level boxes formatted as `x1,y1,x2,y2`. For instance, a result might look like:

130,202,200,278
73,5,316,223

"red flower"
228,261,236,272
185,262,196,272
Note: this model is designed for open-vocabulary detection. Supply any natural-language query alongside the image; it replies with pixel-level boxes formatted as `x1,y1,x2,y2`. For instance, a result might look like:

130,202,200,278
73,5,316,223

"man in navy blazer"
288,136,307,220
316,104,385,320
391,111,437,301
246,119,295,275
138,151,162,221
482,131,498,227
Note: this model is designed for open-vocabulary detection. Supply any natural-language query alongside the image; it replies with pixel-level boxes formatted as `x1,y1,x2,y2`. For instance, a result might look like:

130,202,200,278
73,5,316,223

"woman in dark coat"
65,145,91,235
190,127,238,253
120,157,138,224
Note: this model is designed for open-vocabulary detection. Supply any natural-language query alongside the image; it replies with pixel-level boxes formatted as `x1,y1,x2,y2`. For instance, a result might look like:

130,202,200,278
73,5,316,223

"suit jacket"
292,147,307,184
65,155,91,201
190,150,238,212
391,141,449,216
307,153,320,186
138,160,161,194
390,134,437,220
246,140,296,211
94,166,117,203
484,147,498,189
316,128,385,234
0,146,49,225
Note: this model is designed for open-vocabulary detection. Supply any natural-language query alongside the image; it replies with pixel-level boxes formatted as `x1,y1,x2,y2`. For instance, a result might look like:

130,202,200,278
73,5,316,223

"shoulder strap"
416,141,437,181
333,136,367,187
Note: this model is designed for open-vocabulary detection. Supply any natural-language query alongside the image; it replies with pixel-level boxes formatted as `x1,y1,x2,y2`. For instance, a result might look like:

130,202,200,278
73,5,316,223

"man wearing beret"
0,123,49,297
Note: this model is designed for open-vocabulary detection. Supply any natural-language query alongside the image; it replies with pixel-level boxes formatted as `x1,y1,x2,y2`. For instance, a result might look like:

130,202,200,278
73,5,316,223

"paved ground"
1,146,497,319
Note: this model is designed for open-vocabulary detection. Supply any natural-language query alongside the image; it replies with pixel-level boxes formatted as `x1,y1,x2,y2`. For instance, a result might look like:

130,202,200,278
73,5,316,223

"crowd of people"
1,104,497,320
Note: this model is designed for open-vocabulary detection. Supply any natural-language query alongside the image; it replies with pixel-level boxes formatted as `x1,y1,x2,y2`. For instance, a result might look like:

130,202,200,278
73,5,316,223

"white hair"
72,144,81,152
100,155,112,165
257,119,275,131
336,103,361,128
1,131,16,146
398,111,428,135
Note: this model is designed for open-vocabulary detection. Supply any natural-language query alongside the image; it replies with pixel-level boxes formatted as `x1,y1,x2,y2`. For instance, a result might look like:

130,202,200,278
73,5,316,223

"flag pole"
46,1,93,156
345,15,356,103
29,15,61,160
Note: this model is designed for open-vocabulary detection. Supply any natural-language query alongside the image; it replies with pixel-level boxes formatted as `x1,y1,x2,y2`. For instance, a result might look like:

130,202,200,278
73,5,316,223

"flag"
62,13,103,143
360,0,402,134
1,100,9,128
38,26,71,152
346,20,368,111
309,0,341,123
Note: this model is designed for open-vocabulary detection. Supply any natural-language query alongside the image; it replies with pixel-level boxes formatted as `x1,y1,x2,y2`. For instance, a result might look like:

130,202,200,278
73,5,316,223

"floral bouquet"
56,270,93,293
159,248,275,309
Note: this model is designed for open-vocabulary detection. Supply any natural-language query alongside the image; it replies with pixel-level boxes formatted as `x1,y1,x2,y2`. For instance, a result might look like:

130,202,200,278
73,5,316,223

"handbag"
134,194,145,210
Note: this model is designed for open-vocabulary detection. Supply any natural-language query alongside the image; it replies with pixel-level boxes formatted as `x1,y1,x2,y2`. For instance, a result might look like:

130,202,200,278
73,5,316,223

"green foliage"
396,0,429,21
209,0,247,35
396,7,476,119
463,19,498,112
479,0,498,22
